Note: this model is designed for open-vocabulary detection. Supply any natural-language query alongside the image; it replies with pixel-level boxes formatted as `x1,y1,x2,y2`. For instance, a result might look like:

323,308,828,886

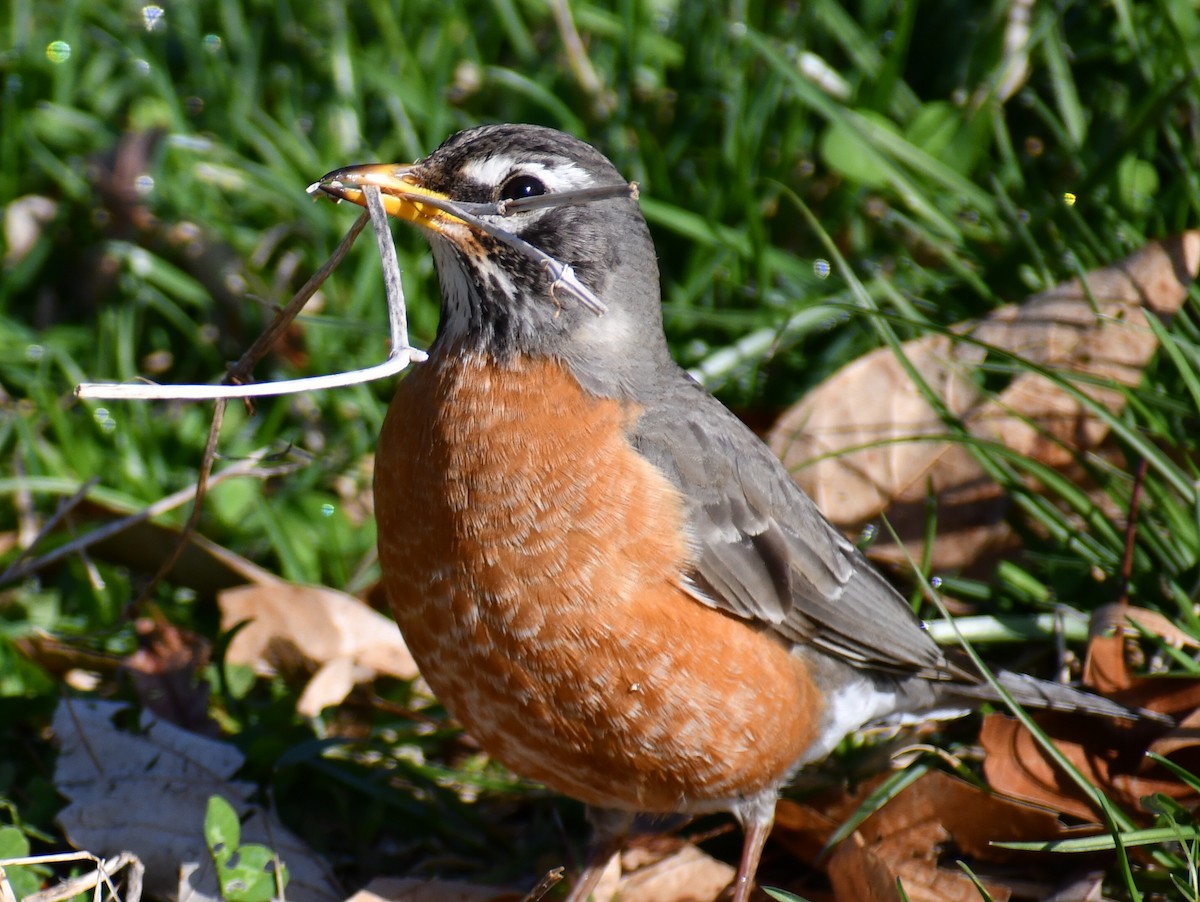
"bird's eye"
499,174,546,202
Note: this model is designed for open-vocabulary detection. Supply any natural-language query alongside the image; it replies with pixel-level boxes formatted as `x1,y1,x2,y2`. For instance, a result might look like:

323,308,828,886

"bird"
312,124,1145,902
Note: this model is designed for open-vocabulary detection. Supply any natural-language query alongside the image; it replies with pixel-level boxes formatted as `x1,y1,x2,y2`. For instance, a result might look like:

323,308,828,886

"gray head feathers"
412,124,675,398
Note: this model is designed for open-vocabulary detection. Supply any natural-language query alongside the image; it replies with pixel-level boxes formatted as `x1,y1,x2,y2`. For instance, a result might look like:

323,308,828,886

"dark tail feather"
953,670,1172,724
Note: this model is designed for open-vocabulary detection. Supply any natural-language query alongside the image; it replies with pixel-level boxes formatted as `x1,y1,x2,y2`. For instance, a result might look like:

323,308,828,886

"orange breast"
374,350,824,812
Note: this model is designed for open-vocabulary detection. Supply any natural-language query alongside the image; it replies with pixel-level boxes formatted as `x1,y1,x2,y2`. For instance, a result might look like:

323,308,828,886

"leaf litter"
768,232,1200,571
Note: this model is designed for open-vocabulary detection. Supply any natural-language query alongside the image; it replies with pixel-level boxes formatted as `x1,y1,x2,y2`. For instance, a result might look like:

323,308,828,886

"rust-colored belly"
374,350,822,812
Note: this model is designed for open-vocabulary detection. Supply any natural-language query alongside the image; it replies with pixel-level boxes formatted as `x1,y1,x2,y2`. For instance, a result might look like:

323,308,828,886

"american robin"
314,124,1139,902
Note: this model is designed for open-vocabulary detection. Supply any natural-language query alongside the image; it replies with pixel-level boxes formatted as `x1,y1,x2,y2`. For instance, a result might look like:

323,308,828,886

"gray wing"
633,376,949,678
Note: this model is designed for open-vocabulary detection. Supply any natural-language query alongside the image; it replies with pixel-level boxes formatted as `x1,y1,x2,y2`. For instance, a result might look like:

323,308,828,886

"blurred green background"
3,0,1200,897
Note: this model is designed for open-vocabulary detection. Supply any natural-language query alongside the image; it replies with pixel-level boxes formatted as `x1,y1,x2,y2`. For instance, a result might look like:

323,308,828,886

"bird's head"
313,124,674,397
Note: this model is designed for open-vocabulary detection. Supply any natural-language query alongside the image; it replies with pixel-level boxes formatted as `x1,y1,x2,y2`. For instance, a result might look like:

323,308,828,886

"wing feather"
634,377,947,677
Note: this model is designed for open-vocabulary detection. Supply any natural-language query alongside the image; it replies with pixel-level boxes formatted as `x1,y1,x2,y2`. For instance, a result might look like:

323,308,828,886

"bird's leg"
563,807,634,902
730,799,775,902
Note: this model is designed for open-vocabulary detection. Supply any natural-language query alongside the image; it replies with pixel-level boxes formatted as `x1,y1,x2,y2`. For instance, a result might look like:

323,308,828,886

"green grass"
3,0,1200,898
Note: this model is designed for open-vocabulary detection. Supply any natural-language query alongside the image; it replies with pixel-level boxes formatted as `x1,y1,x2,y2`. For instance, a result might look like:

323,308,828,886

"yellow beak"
309,163,457,232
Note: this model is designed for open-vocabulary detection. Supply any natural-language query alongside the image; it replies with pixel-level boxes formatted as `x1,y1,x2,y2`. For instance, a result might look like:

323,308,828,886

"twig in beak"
76,187,426,401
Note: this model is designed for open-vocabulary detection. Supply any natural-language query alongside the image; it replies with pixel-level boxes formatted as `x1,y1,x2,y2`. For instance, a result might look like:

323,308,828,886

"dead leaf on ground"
982,629,1200,822
600,835,736,902
347,876,521,902
768,232,1200,570
84,497,279,594
979,710,1190,824
18,614,212,730
219,582,418,716
125,611,215,734
345,837,735,902
16,633,124,687
1089,603,1200,656
1084,614,1200,705
7,495,279,599
771,771,1105,901
53,698,340,901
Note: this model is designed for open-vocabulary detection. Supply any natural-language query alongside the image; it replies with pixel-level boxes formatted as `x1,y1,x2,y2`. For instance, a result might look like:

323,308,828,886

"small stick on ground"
521,867,565,902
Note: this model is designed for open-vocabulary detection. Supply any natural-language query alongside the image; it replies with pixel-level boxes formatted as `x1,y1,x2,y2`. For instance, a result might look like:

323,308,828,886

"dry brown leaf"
771,329,987,526
773,772,1096,901
297,656,371,718
125,612,215,734
771,796,842,865
1084,632,1200,710
1083,632,1140,695
827,831,916,902
825,771,1092,902
981,630,1200,822
1080,629,1200,771
610,837,735,902
219,582,418,714
768,233,1200,569
581,836,737,902
980,709,1199,823
81,499,279,596
1089,603,1200,655
831,831,1008,902
346,876,520,902
769,774,901,868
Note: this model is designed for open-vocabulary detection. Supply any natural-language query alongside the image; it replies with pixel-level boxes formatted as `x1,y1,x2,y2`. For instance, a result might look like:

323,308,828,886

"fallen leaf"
125,612,215,734
981,628,1200,822
770,771,1103,900
1084,632,1200,707
19,613,216,733
611,837,735,902
823,771,1094,902
346,875,520,901
53,698,340,901
83,498,278,598
768,233,1200,569
219,582,418,715
368,833,737,902
771,795,843,865
829,828,999,902
1088,604,1200,657
16,633,125,682
980,712,1183,823
297,656,373,718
